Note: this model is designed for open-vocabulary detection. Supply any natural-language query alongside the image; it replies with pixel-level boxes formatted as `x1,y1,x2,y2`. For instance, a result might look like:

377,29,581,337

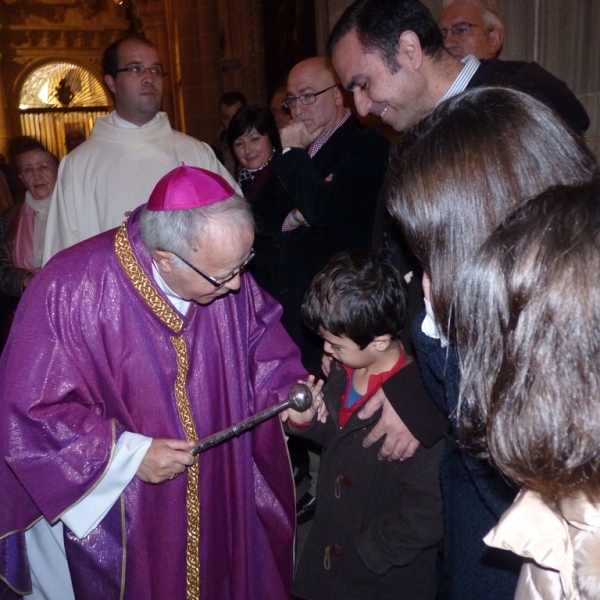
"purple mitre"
146,165,235,211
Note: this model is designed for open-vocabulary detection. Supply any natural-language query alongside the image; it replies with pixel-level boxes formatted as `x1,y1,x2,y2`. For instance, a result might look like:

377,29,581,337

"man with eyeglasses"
438,0,504,60
44,35,236,261
329,0,588,136
249,57,389,523
257,57,389,375
0,165,306,599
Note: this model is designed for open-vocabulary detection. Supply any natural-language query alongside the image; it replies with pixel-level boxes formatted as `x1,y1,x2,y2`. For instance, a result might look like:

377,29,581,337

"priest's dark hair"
386,86,598,341
327,0,445,71
140,195,254,270
455,181,600,504
102,35,156,79
301,249,407,349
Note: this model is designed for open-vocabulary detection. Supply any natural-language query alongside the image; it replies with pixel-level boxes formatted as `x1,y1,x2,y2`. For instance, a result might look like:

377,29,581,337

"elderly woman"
0,136,58,295
385,87,598,600
0,136,58,349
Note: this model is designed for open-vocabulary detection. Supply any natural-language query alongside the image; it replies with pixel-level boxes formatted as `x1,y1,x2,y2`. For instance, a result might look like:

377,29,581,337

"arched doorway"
19,62,109,159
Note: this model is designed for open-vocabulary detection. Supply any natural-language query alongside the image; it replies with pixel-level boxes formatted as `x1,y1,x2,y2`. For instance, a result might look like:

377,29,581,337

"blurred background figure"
0,153,26,204
0,136,58,351
65,129,86,153
438,0,504,60
270,86,293,130
212,91,247,175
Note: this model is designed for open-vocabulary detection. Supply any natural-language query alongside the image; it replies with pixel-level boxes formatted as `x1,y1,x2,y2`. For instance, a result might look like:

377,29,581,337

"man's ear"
371,334,392,352
488,28,504,56
333,84,344,107
152,250,174,273
104,74,117,95
397,31,424,71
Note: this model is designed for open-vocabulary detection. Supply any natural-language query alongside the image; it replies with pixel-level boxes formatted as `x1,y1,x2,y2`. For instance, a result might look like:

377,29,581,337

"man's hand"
136,438,196,484
358,388,420,460
280,120,325,149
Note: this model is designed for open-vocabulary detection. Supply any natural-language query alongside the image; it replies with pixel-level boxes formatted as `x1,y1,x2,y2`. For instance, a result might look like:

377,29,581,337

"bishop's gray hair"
139,194,254,268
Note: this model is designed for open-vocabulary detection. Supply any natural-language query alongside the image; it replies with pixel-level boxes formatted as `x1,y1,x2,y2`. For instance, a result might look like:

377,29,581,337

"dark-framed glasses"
116,65,168,77
166,248,255,289
440,22,487,39
284,85,338,109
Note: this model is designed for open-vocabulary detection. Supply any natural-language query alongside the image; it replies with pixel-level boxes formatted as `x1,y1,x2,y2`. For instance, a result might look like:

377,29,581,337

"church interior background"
0,0,598,159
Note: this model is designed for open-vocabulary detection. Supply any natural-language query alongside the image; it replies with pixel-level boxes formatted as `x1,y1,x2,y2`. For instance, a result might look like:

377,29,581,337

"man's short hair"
327,0,445,72
102,35,156,78
219,91,247,108
9,136,59,169
301,250,407,349
441,0,504,31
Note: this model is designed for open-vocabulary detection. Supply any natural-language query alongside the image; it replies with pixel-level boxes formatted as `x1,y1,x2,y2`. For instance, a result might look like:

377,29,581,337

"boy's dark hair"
226,106,282,156
327,0,445,72
302,250,407,349
102,35,156,78
219,91,247,107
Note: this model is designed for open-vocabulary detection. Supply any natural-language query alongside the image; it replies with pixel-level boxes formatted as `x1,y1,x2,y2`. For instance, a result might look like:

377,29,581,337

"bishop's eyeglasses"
163,248,255,289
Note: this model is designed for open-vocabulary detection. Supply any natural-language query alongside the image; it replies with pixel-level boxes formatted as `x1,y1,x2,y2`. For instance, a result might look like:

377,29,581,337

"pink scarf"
11,192,50,269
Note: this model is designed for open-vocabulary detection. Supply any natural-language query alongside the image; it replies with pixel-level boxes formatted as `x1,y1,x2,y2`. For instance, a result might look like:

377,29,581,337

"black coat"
289,360,445,600
412,318,521,600
250,115,390,371
467,59,590,134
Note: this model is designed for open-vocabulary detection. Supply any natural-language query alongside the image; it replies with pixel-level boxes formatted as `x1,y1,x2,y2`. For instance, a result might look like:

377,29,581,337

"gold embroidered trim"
171,336,201,600
114,222,184,333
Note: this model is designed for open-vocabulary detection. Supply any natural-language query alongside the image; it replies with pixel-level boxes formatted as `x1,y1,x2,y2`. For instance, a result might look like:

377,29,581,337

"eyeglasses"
165,248,255,289
284,85,338,109
115,65,168,77
440,22,488,39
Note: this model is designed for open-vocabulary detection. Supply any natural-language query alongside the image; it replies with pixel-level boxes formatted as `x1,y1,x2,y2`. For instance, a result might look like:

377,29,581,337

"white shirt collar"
152,260,191,315
105,110,165,129
437,55,480,106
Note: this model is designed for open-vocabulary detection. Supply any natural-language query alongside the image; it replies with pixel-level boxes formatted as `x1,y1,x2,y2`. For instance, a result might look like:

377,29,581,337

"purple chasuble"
0,206,303,599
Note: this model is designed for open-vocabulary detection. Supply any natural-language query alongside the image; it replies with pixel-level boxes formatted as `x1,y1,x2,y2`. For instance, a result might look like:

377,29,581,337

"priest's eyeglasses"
115,65,168,77
168,248,255,289
439,22,487,38
284,85,338,109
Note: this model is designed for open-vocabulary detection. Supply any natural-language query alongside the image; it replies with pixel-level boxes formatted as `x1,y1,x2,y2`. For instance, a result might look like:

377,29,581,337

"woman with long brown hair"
385,86,598,599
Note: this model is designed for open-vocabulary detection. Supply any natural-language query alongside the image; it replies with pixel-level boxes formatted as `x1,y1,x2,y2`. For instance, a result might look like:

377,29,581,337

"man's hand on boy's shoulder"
358,388,420,461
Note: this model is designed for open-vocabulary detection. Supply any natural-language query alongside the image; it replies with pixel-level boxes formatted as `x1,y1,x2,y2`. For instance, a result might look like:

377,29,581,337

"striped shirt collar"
437,55,480,106
308,108,351,158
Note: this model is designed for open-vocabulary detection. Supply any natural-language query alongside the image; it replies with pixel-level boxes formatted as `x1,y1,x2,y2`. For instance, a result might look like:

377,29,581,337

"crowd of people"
0,0,598,599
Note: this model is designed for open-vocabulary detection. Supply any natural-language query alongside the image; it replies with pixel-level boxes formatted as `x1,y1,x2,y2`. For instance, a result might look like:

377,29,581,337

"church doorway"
19,62,109,159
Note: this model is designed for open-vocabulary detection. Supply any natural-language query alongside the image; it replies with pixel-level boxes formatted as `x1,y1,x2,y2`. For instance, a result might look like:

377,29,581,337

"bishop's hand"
136,438,196,484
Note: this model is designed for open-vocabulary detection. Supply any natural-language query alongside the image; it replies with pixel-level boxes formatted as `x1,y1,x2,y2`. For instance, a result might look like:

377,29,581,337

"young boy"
283,250,445,600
